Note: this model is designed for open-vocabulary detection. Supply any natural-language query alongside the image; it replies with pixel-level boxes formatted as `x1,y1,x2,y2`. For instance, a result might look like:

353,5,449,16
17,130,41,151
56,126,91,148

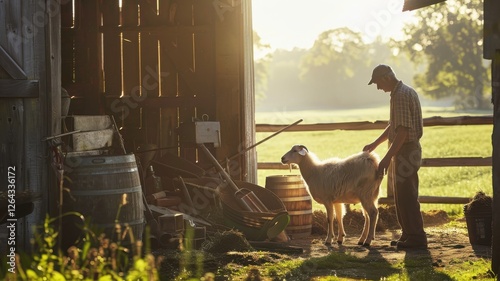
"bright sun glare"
252,0,416,52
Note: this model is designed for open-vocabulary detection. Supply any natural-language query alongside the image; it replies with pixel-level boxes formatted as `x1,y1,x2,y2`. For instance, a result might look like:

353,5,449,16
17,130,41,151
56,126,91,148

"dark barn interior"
61,0,256,173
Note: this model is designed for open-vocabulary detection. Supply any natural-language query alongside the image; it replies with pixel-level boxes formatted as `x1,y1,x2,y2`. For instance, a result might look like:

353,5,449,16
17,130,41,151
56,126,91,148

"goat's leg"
360,201,379,246
324,203,334,245
334,203,346,245
357,208,370,246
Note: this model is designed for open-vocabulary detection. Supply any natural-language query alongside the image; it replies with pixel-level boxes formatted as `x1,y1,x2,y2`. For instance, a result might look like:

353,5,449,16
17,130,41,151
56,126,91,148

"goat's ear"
298,147,308,156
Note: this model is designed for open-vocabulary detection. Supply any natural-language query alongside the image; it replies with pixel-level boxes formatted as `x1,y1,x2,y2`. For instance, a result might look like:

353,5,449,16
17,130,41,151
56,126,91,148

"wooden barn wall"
0,0,61,248
61,0,250,179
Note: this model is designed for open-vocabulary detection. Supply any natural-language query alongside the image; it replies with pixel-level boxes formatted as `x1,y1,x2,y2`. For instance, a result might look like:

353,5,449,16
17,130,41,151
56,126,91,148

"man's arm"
363,125,390,152
378,126,409,175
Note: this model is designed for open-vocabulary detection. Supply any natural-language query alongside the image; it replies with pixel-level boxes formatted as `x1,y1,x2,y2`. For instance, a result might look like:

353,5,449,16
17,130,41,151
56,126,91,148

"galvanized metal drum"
266,175,313,239
63,154,144,245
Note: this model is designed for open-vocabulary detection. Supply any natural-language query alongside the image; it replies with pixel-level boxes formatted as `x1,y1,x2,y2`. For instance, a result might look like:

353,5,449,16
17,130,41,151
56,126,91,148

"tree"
397,0,491,109
298,28,396,109
253,31,271,104
300,28,370,82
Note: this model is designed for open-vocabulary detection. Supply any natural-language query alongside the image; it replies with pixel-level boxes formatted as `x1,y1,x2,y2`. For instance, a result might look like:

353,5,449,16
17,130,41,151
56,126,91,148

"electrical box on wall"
178,121,221,147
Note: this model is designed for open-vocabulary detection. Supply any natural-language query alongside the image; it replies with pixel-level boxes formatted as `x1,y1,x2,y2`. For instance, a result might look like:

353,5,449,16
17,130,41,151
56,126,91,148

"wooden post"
485,0,500,273
241,0,257,183
44,0,62,235
214,4,244,179
491,49,500,277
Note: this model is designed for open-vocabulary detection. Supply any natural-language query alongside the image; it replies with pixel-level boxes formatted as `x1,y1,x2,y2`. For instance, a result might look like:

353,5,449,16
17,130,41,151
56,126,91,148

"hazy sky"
252,0,417,51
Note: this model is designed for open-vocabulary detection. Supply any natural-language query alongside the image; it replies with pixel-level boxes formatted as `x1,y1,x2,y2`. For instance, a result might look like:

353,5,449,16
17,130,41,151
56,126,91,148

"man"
363,64,427,250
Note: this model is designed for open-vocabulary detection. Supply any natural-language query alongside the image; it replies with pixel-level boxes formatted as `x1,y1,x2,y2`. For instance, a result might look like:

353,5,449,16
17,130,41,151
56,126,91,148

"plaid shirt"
389,81,423,143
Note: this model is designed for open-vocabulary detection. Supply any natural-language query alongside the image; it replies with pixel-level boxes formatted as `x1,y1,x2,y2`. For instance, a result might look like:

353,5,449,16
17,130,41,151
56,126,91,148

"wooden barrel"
265,175,312,239
63,154,144,245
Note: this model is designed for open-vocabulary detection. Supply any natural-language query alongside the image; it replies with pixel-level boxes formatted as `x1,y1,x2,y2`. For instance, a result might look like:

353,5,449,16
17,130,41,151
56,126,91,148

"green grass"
255,107,493,215
222,251,495,281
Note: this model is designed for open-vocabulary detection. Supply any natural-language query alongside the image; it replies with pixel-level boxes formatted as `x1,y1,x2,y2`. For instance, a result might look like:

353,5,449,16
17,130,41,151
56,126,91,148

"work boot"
390,234,408,246
396,236,427,250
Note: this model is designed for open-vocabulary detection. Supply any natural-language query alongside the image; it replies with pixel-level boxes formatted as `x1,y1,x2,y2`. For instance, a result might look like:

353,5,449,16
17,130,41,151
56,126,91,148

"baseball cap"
368,64,392,85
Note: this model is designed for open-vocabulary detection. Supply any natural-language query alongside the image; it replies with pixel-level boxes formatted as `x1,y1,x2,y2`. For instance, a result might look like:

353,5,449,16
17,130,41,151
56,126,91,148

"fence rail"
256,115,493,204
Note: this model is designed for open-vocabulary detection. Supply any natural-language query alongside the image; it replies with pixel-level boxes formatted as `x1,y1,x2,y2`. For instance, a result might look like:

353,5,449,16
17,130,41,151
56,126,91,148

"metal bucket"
266,175,313,239
63,154,144,245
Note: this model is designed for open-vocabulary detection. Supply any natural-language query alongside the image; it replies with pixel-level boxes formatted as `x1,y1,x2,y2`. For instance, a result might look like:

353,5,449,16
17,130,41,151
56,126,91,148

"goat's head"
281,145,308,165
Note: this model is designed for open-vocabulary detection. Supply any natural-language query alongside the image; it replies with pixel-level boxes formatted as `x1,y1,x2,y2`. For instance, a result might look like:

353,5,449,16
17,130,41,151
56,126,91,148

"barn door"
0,0,61,249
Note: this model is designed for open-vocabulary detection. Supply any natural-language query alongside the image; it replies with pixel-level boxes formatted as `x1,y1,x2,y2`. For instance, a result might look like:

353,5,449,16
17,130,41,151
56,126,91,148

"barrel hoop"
267,184,305,190
266,175,303,182
70,185,142,196
94,218,145,228
287,209,313,215
280,196,311,202
69,167,138,176
286,224,312,230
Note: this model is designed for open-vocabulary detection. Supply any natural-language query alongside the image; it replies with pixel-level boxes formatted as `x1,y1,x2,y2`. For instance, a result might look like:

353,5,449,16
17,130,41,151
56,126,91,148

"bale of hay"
464,191,492,213
202,230,253,253
311,210,328,235
311,205,401,235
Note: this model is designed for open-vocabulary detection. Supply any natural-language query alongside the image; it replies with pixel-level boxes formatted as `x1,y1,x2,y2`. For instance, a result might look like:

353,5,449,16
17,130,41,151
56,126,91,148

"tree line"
254,0,491,112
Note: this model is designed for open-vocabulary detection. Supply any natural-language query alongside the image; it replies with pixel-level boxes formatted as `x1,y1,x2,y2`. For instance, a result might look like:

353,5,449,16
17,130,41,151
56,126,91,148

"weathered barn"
1,0,256,248
0,0,499,275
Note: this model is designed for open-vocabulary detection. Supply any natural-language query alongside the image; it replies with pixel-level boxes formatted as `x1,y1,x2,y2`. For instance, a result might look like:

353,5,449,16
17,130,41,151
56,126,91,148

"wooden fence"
256,115,493,204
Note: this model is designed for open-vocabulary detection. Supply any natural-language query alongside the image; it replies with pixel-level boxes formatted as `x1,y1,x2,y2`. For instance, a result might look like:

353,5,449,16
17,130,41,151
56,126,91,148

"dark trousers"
391,141,426,241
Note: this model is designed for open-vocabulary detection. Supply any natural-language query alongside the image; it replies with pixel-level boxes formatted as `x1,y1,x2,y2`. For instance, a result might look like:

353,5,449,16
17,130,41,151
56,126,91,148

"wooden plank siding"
0,45,27,79
175,1,198,163
61,0,101,115
121,0,141,141
60,0,248,176
158,1,181,158
214,3,244,177
0,0,61,249
241,0,258,183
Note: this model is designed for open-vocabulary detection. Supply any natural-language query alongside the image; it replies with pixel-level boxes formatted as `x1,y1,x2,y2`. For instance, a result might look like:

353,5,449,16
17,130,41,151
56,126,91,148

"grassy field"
255,107,493,215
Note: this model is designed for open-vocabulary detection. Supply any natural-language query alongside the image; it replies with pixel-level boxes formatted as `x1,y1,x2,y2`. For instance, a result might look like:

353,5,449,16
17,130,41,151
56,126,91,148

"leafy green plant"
5,214,159,281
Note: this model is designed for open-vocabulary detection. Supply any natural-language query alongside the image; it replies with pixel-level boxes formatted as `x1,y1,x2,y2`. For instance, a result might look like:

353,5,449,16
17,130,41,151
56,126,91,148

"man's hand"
378,157,391,176
363,143,377,152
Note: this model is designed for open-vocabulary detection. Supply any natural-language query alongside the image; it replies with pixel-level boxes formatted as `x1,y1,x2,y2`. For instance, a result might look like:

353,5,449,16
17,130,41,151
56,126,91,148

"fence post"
490,49,500,277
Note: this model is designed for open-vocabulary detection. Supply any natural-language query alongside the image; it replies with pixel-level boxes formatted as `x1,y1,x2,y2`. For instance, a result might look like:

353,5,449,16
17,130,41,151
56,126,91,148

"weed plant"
2,214,159,281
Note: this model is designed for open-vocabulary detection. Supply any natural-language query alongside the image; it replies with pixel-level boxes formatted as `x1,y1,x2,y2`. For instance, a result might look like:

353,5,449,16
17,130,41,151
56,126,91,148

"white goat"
281,145,382,246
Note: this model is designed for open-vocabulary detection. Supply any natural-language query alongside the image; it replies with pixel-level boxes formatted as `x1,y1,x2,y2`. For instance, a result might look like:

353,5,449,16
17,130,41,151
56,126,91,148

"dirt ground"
288,223,492,279
266,208,492,279
156,206,494,280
